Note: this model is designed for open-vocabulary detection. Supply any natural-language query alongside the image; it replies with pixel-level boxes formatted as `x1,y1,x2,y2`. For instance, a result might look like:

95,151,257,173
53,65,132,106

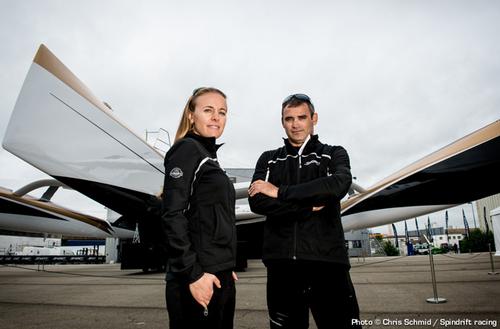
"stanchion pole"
488,243,499,275
424,235,447,304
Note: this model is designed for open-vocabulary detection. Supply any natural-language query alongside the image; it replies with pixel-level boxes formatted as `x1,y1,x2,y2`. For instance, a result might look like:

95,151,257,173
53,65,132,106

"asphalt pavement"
0,253,499,328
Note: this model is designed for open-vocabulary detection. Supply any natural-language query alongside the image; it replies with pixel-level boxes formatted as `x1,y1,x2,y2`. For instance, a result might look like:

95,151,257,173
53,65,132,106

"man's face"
281,103,317,147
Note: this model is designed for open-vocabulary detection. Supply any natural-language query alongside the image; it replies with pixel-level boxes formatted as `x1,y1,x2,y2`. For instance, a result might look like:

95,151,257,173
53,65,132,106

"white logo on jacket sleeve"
169,167,183,179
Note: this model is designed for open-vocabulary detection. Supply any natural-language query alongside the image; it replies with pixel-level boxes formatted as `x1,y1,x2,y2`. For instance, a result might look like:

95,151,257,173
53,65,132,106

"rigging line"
49,92,164,175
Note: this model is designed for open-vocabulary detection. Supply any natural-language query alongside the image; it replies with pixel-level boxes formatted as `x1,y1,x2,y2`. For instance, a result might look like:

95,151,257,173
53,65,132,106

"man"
248,94,360,329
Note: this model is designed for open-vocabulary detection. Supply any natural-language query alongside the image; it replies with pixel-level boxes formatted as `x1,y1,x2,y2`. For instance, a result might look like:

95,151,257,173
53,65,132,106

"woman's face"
189,92,227,139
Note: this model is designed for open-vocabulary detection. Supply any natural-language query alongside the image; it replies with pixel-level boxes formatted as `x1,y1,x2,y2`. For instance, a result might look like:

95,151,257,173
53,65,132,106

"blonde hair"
174,87,227,142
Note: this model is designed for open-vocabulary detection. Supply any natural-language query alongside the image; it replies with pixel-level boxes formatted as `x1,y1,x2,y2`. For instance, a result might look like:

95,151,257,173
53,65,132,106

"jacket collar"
185,132,222,154
283,134,319,155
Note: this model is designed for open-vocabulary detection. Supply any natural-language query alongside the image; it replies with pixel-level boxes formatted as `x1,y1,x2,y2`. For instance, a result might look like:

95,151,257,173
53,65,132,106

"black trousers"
266,261,361,329
166,270,236,329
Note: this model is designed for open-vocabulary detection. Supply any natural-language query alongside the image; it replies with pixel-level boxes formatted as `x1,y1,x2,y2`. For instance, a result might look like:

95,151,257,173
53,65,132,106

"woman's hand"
189,273,221,309
248,180,279,198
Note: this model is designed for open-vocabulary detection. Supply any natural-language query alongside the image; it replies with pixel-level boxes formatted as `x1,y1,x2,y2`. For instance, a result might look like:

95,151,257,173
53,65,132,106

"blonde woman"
161,87,237,329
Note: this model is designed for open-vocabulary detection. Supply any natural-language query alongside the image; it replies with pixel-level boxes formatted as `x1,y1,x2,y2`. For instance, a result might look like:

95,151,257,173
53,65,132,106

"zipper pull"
297,134,310,170
204,307,209,317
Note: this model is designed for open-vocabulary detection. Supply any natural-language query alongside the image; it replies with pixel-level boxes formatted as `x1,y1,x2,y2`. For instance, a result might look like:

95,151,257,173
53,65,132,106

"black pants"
166,270,236,329
266,261,361,329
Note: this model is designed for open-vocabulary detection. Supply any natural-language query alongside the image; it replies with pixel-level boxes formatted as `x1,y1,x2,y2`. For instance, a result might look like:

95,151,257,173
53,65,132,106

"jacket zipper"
293,135,311,260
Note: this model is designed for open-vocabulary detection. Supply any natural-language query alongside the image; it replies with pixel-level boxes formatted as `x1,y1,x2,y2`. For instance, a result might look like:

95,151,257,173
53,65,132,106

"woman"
161,87,237,329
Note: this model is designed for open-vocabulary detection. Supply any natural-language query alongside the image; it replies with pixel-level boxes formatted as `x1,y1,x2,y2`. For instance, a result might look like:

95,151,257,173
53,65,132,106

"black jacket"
249,135,352,267
161,133,236,283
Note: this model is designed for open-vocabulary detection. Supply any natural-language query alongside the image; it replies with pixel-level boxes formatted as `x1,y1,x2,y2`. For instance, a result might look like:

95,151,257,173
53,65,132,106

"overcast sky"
1,1,498,234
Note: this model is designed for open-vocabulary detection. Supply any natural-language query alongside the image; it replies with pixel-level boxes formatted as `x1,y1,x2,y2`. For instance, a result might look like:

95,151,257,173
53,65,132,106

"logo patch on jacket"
169,167,183,179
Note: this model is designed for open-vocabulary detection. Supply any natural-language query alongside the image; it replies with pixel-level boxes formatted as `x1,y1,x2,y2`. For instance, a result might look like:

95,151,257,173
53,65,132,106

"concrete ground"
0,253,499,328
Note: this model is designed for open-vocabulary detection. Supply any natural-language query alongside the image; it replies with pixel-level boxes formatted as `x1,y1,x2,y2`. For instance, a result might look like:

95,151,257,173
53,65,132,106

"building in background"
345,229,370,257
476,193,500,232
375,226,465,256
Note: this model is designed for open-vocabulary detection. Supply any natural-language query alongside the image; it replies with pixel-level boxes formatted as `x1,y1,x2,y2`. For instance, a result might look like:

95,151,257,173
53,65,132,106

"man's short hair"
281,94,315,117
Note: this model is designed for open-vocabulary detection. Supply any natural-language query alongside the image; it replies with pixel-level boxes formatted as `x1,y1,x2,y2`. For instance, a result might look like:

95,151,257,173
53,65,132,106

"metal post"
424,235,447,304
488,243,499,275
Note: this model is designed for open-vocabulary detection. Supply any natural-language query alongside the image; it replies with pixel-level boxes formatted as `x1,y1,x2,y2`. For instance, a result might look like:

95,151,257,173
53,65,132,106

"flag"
462,209,470,238
445,210,449,243
483,206,490,234
392,223,399,248
427,216,433,242
404,220,409,244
